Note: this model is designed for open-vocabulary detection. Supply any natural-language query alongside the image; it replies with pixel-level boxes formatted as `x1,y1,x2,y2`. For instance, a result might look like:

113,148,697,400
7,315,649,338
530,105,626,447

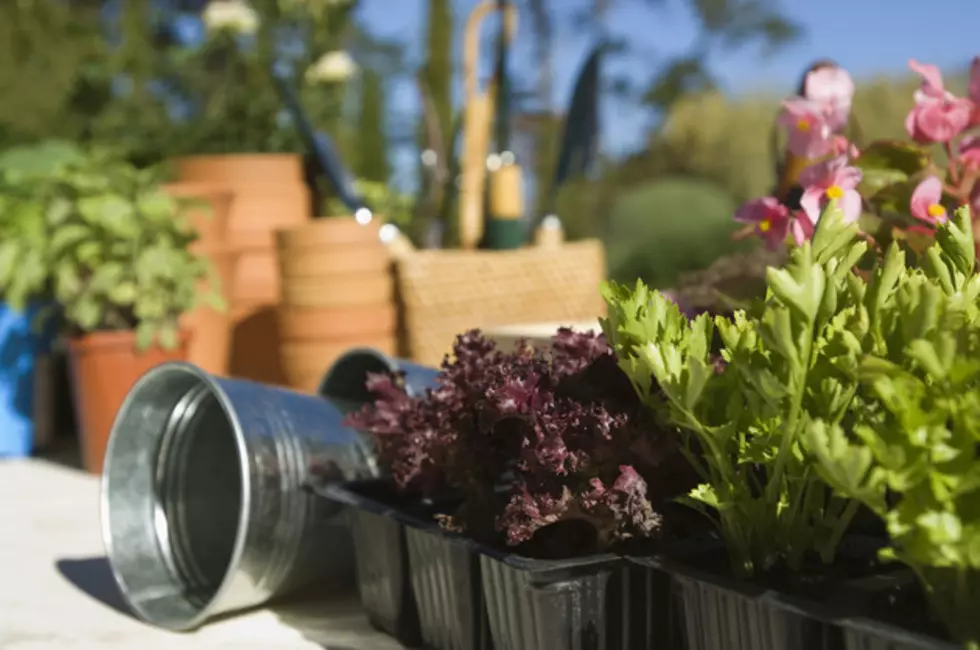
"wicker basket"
394,239,607,366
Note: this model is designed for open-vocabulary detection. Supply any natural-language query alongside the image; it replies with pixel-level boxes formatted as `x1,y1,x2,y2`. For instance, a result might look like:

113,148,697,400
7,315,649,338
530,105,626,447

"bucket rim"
99,361,252,631
315,346,400,398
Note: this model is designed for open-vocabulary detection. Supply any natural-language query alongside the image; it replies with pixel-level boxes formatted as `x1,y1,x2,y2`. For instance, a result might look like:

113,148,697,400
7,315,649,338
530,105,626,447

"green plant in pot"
603,203,980,646
604,202,870,580
805,206,980,648
0,148,221,474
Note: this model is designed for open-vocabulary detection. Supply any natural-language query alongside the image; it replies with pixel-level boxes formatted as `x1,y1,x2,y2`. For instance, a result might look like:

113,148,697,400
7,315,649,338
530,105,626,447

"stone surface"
0,459,404,650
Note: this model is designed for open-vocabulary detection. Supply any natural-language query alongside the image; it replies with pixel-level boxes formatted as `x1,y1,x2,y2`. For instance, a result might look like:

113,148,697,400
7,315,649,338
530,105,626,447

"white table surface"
0,458,404,650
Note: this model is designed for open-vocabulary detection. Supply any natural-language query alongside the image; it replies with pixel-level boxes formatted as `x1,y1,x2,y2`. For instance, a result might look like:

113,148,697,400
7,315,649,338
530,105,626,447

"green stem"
820,497,859,564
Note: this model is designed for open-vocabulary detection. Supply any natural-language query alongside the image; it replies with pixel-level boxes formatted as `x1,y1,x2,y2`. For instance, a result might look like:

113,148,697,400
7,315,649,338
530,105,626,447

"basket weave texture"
395,239,607,366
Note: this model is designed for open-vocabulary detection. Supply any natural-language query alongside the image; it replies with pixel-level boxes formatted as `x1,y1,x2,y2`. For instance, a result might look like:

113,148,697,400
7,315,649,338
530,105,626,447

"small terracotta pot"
274,217,381,250
281,275,394,308
68,329,189,474
273,218,398,392
280,336,397,393
277,304,396,341
182,247,238,376
277,245,390,279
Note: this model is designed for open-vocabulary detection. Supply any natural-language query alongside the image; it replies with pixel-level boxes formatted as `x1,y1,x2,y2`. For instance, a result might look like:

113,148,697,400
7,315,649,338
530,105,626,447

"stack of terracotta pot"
274,217,396,393
174,155,311,384
163,184,236,376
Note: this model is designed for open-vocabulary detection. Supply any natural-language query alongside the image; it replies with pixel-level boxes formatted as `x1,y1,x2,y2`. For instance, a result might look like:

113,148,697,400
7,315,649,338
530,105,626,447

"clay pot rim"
194,243,244,258
275,217,381,248
69,328,192,352
175,153,301,164
161,183,235,202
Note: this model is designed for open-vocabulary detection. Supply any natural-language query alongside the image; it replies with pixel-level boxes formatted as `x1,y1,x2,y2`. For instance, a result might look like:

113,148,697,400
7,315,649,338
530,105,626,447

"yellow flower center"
927,203,946,218
758,219,772,233
796,118,811,132
825,185,844,200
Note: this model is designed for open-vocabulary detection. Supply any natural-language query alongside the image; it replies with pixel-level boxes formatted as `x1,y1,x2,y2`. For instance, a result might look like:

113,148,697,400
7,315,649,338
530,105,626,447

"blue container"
0,301,58,457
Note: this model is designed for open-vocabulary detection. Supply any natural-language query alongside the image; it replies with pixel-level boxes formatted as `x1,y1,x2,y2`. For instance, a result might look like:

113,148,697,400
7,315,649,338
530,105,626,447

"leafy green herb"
602,201,870,578
0,147,223,351
805,206,980,648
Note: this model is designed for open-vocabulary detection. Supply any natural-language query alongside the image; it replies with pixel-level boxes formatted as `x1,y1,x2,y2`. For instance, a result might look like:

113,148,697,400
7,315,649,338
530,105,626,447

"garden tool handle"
458,0,518,250
463,1,517,104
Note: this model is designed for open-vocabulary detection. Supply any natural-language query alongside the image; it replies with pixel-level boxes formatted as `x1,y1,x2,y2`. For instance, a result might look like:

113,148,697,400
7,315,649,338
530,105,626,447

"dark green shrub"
604,176,757,288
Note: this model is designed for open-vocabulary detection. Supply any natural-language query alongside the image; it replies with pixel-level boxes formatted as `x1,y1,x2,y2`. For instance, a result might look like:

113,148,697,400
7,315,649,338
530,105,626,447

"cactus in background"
355,67,390,183
604,176,756,289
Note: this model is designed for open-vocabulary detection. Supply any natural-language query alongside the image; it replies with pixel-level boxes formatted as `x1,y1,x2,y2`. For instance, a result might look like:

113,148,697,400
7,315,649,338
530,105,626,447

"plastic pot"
828,571,964,650
320,479,492,650
406,525,491,650
665,555,836,650
837,617,961,650
319,480,424,647
479,549,630,650
0,301,59,457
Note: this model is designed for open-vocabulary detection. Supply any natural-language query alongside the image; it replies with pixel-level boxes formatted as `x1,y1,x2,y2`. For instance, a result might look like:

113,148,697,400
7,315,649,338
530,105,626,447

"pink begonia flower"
959,135,980,169
734,197,791,250
905,59,973,144
803,65,854,132
830,135,860,159
790,213,815,245
778,98,834,158
910,176,948,226
799,155,863,225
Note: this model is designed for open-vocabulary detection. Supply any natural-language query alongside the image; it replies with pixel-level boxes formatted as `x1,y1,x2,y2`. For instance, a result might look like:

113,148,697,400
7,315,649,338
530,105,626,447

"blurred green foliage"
0,143,221,349
0,1,107,149
603,176,754,288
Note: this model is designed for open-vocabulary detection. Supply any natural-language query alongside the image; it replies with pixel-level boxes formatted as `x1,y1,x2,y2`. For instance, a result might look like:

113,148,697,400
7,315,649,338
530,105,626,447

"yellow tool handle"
458,0,518,249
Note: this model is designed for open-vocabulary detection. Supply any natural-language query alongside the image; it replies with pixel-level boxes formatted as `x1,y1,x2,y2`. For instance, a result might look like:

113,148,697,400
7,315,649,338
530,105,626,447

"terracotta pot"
231,248,281,304
68,329,189,474
174,154,304,185
229,303,288,386
281,275,394,308
227,188,312,247
277,245,390,279
162,183,233,249
280,336,397,393
274,217,381,250
182,248,238,376
173,154,313,387
274,218,398,392
277,304,396,340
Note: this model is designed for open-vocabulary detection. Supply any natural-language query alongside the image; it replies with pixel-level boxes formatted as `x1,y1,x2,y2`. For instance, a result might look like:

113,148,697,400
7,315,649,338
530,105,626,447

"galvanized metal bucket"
101,352,438,631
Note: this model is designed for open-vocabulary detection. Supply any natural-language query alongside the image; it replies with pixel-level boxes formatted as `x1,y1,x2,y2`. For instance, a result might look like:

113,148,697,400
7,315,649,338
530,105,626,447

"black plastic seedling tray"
477,548,627,650
319,480,424,647
319,479,491,650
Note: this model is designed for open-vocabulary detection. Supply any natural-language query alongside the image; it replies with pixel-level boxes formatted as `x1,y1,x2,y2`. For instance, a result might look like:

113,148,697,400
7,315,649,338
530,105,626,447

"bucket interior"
102,364,244,630
317,350,394,413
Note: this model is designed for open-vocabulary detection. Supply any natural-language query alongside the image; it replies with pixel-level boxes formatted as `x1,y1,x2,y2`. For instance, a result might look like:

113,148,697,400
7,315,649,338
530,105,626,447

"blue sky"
357,0,980,180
